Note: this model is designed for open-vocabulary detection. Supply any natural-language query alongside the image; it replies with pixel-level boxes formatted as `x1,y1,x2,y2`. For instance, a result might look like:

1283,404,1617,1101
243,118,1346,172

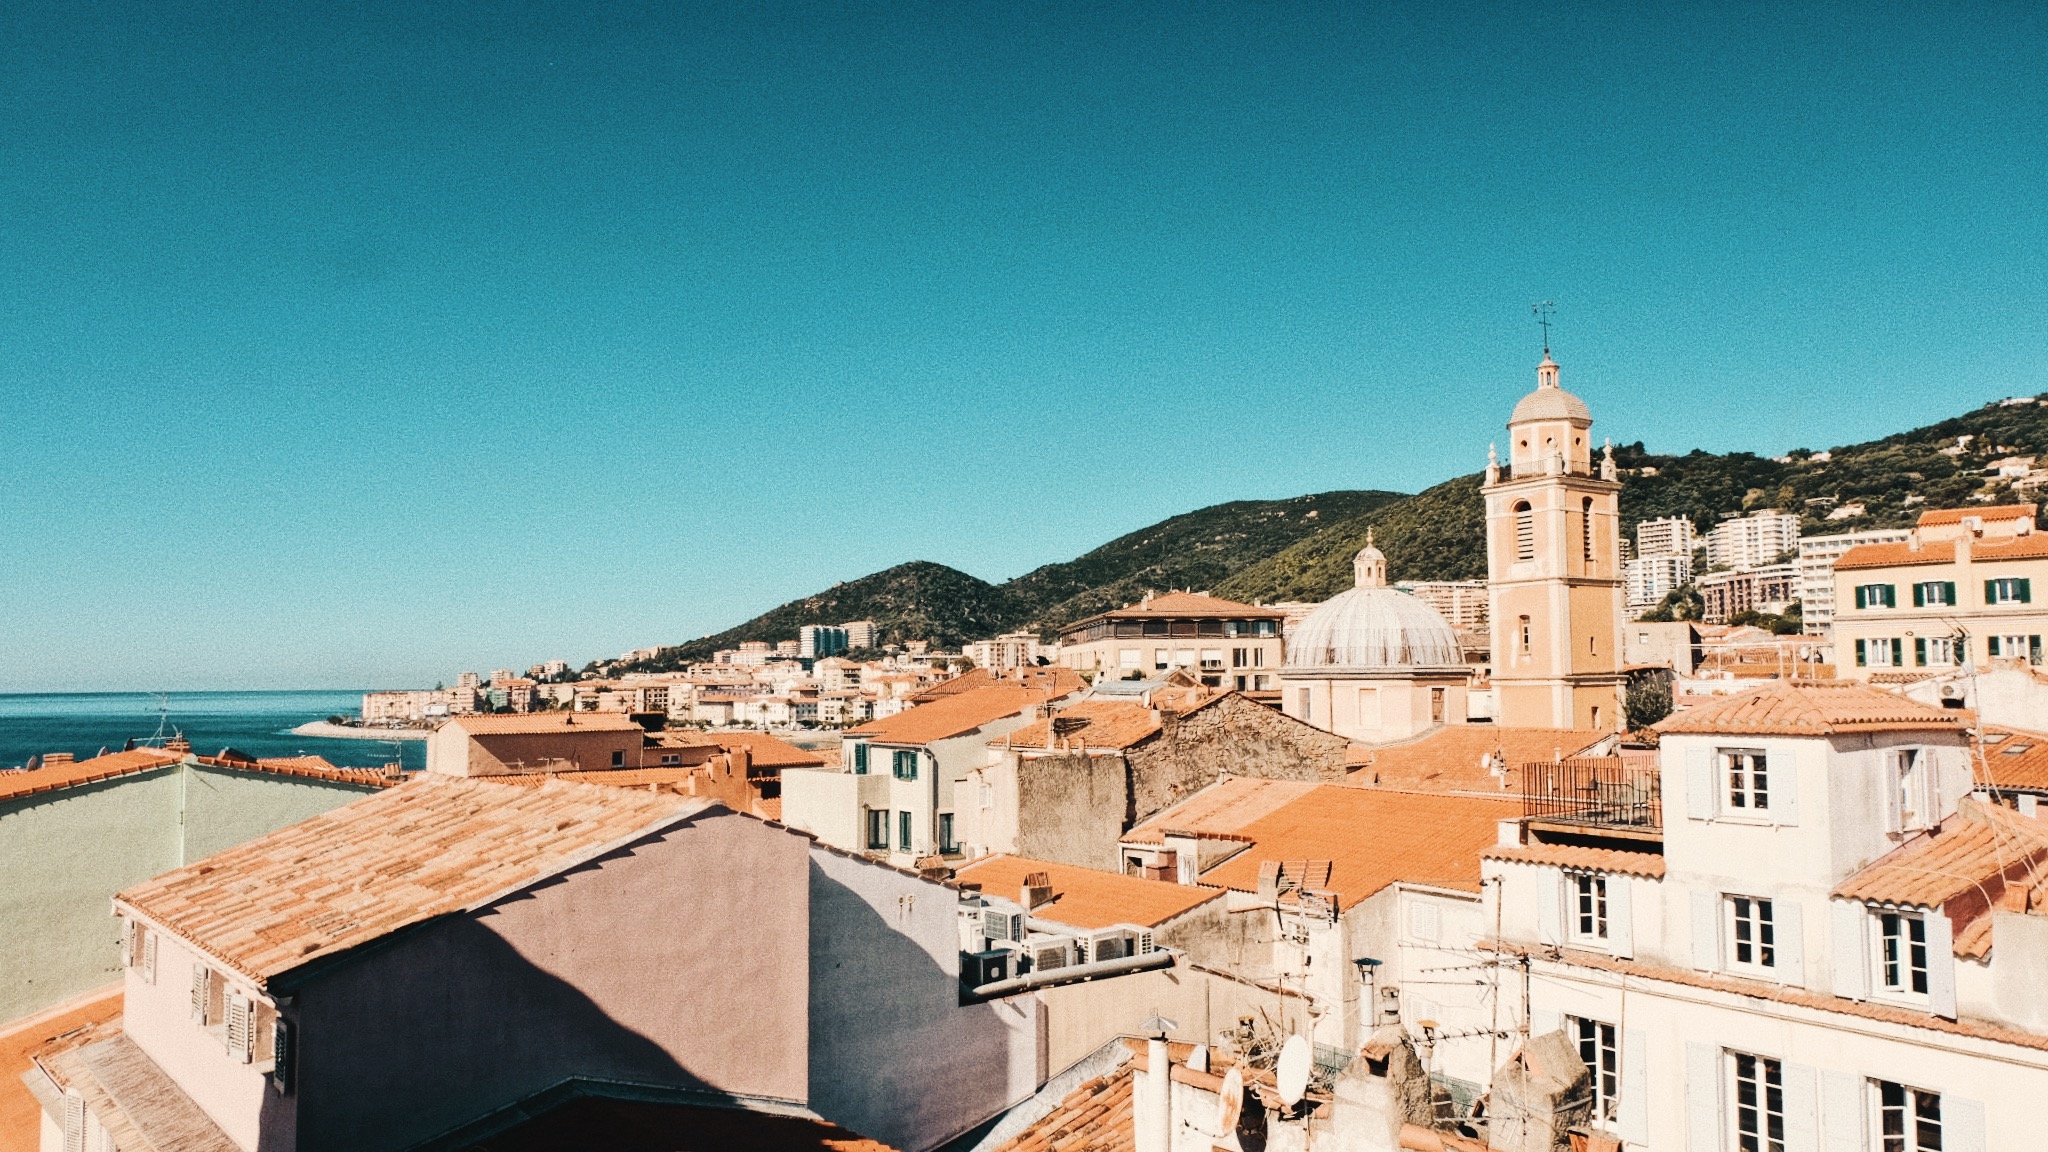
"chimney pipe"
1137,1033,1172,1152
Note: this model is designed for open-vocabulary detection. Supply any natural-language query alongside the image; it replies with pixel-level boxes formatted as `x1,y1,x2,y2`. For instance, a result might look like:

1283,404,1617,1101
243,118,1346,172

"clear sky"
3,2,2045,691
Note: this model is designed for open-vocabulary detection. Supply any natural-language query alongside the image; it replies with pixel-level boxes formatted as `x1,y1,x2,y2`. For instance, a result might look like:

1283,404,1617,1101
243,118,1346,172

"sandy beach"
288,721,429,741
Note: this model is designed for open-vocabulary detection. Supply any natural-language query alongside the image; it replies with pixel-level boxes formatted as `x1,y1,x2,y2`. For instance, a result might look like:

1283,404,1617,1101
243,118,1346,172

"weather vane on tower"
1531,300,1555,356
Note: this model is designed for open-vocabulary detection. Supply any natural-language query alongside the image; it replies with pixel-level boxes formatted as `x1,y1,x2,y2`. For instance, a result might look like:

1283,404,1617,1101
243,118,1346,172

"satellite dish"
1276,1035,1312,1107
1187,1043,1209,1073
1214,1066,1244,1132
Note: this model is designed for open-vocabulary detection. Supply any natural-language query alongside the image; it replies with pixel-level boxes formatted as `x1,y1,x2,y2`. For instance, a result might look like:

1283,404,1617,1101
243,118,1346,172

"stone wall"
1126,694,1351,824
1013,753,1130,870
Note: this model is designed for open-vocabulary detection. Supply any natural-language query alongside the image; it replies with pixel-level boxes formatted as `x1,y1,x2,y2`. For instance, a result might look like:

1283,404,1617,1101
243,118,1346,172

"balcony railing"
1520,757,1661,832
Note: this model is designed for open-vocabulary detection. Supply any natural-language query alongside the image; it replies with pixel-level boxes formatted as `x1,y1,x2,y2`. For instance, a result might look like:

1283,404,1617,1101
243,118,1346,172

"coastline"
288,721,430,741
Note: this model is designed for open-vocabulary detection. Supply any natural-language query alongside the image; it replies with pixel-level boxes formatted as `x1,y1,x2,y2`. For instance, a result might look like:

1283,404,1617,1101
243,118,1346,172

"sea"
0,690,426,772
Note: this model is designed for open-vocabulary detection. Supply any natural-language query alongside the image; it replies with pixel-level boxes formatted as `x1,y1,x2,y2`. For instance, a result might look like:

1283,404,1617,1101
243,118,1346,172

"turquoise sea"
0,690,425,772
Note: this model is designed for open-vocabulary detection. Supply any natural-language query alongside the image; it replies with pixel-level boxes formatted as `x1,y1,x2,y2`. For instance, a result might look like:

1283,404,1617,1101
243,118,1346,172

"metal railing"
1520,757,1662,831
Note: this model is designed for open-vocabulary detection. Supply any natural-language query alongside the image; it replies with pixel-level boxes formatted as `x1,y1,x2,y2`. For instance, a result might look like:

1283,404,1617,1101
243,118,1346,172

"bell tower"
1483,351,1626,732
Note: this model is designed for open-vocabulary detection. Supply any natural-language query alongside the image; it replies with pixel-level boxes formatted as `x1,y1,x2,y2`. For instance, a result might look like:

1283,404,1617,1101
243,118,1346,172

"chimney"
1908,530,1922,553
1020,871,1053,910
42,752,75,767
1956,533,1973,564
1136,1032,1172,1152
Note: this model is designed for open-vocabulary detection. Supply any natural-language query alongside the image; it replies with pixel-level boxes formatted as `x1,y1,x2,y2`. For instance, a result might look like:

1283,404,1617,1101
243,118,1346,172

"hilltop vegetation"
613,394,2048,669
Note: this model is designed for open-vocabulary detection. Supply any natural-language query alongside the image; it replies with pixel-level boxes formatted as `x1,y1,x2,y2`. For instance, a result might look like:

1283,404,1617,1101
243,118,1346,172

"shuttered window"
851,743,868,774
226,994,254,1062
898,810,913,851
1876,1080,1942,1152
1912,581,1956,607
1733,1053,1786,1152
1987,577,2032,604
1855,584,1896,609
1514,502,1535,561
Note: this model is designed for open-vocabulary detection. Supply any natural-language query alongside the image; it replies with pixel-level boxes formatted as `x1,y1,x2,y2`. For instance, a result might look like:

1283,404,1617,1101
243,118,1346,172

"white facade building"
1706,510,1801,572
1635,515,1698,559
1799,527,1915,636
1624,552,1694,614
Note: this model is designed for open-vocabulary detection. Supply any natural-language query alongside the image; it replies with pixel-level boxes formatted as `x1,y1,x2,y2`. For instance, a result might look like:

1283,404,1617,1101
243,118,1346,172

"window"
1357,687,1382,728
1297,687,1312,721
865,809,888,850
852,743,869,774
1916,636,1954,667
1854,583,1897,610
1912,581,1956,608
1878,912,1930,996
1430,686,1446,723
1858,637,1902,668
1232,647,1248,668
1514,502,1535,561
1893,748,1929,831
1153,647,1169,669
938,813,957,855
1200,648,1224,669
1987,633,2040,663
1582,497,1596,562
1727,896,1776,972
1118,648,1141,669
1572,1017,1618,1122
1572,873,1609,940
1518,616,1532,656
1731,1052,1785,1152
1876,1080,1942,1152
610,750,626,768
892,749,918,780
898,810,913,852
1725,750,1770,812
1986,577,2032,605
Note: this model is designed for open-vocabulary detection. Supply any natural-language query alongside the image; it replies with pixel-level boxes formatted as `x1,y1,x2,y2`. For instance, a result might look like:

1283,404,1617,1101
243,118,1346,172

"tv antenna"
1531,301,1555,355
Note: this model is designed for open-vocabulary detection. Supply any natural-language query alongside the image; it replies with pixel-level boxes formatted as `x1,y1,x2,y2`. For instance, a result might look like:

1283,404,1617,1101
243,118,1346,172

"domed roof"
1509,354,1592,425
1284,537,1465,671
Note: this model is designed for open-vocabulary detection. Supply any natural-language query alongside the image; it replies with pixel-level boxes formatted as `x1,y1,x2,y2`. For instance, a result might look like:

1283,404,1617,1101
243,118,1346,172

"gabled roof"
28,1019,238,1152
116,775,717,987
1123,777,1318,845
1835,532,2048,570
849,682,1071,746
1654,682,1964,737
0,987,122,1152
444,712,645,735
1347,726,1609,795
0,747,392,804
987,1065,1132,1152
1832,801,2048,959
1977,725,2048,791
655,729,826,770
997,701,1162,752
955,855,1222,930
1483,843,1666,879
1198,786,1519,902
1918,503,2037,526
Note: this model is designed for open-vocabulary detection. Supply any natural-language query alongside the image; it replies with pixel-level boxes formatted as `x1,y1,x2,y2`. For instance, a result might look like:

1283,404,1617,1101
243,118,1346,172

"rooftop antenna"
1531,301,1556,356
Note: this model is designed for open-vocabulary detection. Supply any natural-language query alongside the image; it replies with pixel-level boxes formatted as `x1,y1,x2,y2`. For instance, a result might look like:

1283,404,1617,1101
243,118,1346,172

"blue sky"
3,1,2044,691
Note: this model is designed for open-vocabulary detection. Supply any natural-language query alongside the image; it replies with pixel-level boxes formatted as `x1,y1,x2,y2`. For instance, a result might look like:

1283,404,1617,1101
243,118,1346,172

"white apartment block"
1635,514,1698,558
800,625,849,659
1707,510,1801,571
961,630,1051,670
1799,527,1915,635
843,620,879,649
1625,552,1694,613
1393,579,1490,631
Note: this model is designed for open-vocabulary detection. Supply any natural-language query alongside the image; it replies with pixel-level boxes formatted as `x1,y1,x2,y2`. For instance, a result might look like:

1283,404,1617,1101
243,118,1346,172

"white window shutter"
1884,754,1903,832
1943,1096,1986,1152
1618,1028,1648,1146
1775,899,1804,986
1927,911,1958,1019
1609,875,1634,958
141,933,157,985
1686,745,1715,820
63,1095,84,1152
1685,1042,1721,1151
1781,1063,1818,1152
1774,751,1799,825
1690,890,1720,970
1828,901,1868,1000
1536,873,1563,945
227,994,252,1062
121,920,136,967
1820,1070,1863,1152
190,964,209,1022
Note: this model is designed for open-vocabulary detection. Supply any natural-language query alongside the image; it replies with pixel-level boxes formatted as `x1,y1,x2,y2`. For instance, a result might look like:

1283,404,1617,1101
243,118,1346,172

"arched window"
1582,497,1596,562
1514,501,1535,561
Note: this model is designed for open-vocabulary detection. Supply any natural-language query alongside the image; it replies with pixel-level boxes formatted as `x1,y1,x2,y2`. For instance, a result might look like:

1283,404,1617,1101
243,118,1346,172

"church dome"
1509,354,1592,425
1284,537,1465,671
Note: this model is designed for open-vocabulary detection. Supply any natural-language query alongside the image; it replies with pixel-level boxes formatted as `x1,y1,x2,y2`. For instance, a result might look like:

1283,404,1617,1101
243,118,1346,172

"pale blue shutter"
1609,875,1634,958
1685,1042,1721,1151
1782,1063,1818,1152
1820,1070,1863,1152
1774,750,1799,825
1927,912,1958,1019
1537,873,1563,945
1775,899,1804,985
1687,746,1715,820
1944,1096,1987,1152
1691,890,1720,970
1829,901,1869,1000
1618,1028,1648,1146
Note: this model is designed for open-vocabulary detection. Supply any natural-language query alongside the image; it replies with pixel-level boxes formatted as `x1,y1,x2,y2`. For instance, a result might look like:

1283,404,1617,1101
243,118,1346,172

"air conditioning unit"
982,904,1025,944
1082,928,1131,963
962,949,1011,986
1030,938,1075,973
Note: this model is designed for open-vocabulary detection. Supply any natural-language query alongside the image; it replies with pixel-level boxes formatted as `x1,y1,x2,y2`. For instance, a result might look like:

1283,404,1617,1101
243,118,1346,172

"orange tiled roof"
911,667,1085,704
850,683,1072,746
1917,503,2038,527
1199,786,1520,903
486,767,706,788
0,748,182,802
1976,725,2048,791
0,986,122,1152
988,1066,1133,1152
955,855,1222,930
445,712,645,735
1836,532,2048,570
30,1017,238,1152
117,775,717,987
706,731,827,769
1483,843,1667,878
194,755,397,788
997,701,1163,752
1654,682,1964,737
1123,777,1318,845
1347,726,1609,794
1834,802,2048,910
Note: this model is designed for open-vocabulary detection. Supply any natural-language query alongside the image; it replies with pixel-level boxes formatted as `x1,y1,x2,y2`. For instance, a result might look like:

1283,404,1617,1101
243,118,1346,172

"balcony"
1520,757,1661,838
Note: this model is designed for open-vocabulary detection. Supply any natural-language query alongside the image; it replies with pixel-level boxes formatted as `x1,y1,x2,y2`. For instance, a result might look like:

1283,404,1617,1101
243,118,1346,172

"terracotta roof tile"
850,682,1075,746
1347,726,1609,795
1483,843,1666,878
997,701,1163,752
911,667,1084,704
1655,682,1964,737
1098,591,1284,619
1976,725,2048,791
446,712,645,735
1198,786,1520,903
954,856,1223,930
0,748,182,802
1124,777,1319,844
116,775,717,987
454,1095,898,1151
31,1021,239,1152
1834,803,2048,911
0,986,122,1152
1917,503,2038,526
486,767,706,788
1836,532,2048,570
988,1066,1133,1152
703,731,827,769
